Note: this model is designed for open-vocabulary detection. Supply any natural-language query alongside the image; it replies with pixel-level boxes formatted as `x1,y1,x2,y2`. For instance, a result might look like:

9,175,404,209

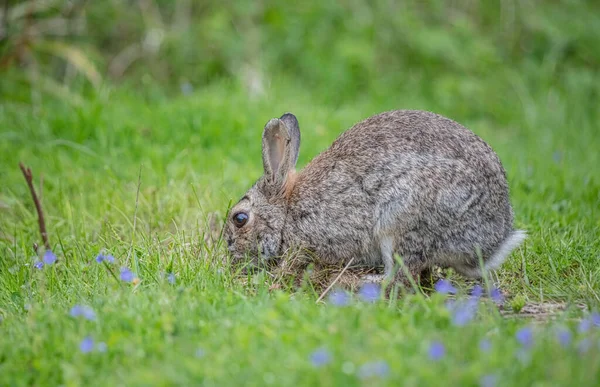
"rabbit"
224,110,526,283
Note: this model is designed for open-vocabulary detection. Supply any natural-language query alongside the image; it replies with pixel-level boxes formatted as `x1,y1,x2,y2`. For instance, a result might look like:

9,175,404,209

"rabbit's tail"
484,230,527,271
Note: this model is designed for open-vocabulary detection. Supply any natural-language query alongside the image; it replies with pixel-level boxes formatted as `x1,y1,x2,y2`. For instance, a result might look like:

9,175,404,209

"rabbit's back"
284,110,516,274
330,110,505,177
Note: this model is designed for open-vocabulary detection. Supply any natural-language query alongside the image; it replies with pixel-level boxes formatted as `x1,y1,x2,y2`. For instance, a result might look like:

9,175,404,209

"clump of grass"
269,250,380,294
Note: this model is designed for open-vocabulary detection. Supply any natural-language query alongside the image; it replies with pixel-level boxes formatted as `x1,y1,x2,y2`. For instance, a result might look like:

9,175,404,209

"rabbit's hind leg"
381,235,427,280
379,237,428,290
380,236,396,280
356,235,396,285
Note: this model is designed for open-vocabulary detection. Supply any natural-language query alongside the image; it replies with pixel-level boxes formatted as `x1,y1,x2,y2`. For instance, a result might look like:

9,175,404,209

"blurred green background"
2,0,599,106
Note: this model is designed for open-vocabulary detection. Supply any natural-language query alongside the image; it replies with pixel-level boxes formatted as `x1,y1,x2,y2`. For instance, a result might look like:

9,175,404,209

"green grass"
1,1,600,384
1,75,599,385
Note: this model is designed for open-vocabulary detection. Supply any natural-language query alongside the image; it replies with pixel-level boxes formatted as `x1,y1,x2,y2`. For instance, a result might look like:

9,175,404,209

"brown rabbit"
224,110,525,281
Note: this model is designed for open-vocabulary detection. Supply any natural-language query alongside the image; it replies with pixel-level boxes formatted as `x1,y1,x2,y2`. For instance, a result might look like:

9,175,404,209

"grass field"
1,75,599,385
1,1,600,386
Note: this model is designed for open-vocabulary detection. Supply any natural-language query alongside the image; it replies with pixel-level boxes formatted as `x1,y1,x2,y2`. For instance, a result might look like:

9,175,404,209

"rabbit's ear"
262,113,301,192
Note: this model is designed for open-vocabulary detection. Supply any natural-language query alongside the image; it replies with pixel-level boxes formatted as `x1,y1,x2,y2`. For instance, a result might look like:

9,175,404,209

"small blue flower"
489,287,504,304
480,374,498,387
34,261,44,270
434,279,456,295
80,336,94,353
310,347,331,367
579,318,592,333
96,253,116,264
70,305,96,321
479,338,492,352
359,283,380,303
70,305,82,317
43,250,57,265
471,284,484,298
556,327,572,348
591,312,600,327
120,267,135,282
167,273,176,285
97,342,107,353
195,348,206,358
82,307,96,320
516,327,534,349
328,289,350,306
358,360,389,379
428,341,445,361
451,298,478,326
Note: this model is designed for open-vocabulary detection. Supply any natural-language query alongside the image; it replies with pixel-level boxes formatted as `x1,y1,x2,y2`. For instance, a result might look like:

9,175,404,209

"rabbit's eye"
233,212,249,228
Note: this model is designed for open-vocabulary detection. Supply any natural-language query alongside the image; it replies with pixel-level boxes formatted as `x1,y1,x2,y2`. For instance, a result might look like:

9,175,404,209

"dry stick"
19,162,51,252
316,257,355,304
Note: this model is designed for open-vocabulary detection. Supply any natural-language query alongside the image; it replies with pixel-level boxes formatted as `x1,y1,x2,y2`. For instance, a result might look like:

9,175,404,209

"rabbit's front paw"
360,274,386,285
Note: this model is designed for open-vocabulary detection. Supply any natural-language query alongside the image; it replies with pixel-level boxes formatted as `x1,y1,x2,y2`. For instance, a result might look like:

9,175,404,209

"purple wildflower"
96,253,115,264
471,284,484,298
34,261,44,270
489,287,504,304
120,267,135,282
310,347,331,367
358,360,390,379
81,306,96,321
70,305,96,321
328,289,350,306
428,341,445,361
516,327,534,349
43,250,57,265
167,273,176,284
80,336,94,353
579,318,592,333
591,312,600,327
556,327,572,348
479,338,492,352
359,283,380,303
434,279,456,295
480,374,498,387
451,298,478,326
70,305,83,317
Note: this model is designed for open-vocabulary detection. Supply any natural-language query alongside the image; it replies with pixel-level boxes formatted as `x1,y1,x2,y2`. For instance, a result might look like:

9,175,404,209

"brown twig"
316,257,355,304
19,162,51,251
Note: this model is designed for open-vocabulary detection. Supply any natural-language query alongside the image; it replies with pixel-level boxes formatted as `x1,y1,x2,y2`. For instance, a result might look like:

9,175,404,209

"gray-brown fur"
224,110,526,280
